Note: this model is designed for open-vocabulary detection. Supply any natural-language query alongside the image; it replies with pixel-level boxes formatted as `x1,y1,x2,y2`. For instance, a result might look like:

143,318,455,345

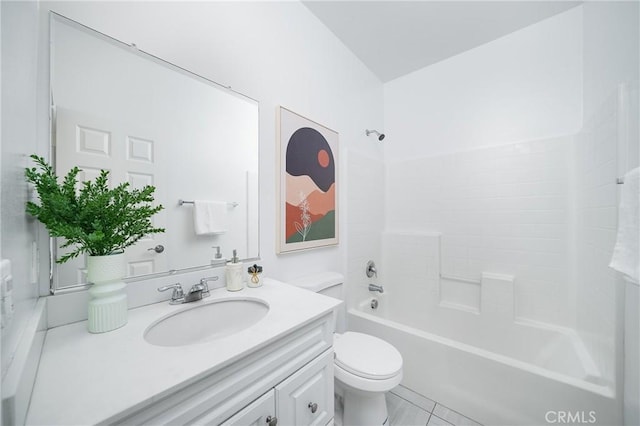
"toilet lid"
334,332,403,380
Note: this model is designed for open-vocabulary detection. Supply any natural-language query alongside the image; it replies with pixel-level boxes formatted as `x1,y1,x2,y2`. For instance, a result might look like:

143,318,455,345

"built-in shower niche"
438,276,480,314
439,272,516,323
381,231,516,319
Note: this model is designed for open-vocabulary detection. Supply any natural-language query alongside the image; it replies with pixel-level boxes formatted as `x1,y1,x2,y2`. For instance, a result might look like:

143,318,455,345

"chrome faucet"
368,283,384,293
184,284,206,303
158,280,216,304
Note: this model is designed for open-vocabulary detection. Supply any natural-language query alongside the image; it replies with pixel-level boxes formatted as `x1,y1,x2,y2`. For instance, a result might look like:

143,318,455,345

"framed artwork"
277,106,339,253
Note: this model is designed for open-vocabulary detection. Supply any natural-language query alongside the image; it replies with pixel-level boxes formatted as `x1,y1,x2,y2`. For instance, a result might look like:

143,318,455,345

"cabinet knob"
266,415,278,426
308,402,318,414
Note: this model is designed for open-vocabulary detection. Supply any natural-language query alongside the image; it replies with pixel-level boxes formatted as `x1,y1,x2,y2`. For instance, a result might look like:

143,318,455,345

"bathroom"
1,1,638,425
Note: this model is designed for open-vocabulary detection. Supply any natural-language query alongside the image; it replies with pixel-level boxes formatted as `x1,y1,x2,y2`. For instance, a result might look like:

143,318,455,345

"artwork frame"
277,106,339,254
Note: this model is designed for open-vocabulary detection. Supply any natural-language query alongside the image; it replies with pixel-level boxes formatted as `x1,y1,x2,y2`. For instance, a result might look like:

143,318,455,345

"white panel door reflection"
55,107,167,285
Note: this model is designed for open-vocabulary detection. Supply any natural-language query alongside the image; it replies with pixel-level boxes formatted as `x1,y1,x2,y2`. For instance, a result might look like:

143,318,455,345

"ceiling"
303,1,582,82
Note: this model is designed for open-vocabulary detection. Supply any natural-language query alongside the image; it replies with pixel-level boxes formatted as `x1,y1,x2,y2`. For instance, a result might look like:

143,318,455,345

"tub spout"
368,283,384,293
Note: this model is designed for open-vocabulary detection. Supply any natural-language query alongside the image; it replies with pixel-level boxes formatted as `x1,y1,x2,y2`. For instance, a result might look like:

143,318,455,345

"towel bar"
178,199,239,207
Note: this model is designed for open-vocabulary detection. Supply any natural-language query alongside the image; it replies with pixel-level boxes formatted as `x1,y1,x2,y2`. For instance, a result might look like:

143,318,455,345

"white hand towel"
193,200,228,235
609,167,640,283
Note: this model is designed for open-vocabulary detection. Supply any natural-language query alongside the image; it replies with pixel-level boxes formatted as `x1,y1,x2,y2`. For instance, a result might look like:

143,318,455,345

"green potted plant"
25,154,165,333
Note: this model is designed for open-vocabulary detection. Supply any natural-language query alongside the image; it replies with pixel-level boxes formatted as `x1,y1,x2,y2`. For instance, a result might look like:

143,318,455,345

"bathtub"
348,297,620,426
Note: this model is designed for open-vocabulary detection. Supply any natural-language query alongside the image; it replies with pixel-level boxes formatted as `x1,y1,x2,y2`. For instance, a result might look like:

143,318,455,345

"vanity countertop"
26,279,340,425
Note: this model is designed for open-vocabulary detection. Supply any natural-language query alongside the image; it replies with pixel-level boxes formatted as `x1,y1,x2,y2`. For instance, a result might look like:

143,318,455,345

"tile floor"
386,385,482,426
334,384,482,426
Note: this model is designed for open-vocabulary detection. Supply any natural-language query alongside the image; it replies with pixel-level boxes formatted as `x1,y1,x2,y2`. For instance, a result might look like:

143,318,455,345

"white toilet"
292,272,403,426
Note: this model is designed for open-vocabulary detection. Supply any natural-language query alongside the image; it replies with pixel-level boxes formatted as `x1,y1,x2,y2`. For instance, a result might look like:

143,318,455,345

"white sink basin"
144,298,269,347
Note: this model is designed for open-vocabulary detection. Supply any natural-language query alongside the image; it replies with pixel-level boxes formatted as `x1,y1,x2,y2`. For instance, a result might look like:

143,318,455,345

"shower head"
366,129,385,141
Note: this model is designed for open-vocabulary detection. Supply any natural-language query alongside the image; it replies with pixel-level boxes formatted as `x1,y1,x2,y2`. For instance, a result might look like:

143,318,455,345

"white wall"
383,7,583,328
583,1,640,124
37,1,384,290
1,1,41,378
384,6,583,162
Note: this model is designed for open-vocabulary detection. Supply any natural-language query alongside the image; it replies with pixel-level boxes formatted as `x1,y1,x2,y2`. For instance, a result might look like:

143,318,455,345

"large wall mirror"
50,13,259,291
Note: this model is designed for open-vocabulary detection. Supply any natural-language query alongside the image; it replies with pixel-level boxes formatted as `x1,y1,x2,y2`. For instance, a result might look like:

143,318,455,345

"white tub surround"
27,279,341,425
349,305,619,426
355,230,617,424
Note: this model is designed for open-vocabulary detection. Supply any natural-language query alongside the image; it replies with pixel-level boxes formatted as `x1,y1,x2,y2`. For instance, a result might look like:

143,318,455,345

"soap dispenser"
225,249,244,291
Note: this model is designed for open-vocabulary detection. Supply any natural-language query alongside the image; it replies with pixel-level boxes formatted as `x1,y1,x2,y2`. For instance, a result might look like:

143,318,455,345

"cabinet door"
276,349,334,426
219,390,276,426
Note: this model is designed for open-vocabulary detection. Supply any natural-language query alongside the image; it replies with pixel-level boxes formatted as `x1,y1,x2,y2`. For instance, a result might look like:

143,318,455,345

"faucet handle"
158,282,184,294
158,283,185,303
198,276,219,297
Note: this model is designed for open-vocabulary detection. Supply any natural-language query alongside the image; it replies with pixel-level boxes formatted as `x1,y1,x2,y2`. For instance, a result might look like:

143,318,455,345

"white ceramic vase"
86,253,128,333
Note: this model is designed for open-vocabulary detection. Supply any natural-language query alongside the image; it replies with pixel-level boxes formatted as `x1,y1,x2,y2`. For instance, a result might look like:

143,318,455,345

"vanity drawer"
219,390,275,426
276,348,334,426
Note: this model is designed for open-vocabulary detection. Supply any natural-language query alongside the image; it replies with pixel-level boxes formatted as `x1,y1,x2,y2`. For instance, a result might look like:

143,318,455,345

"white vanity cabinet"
109,314,335,426
276,348,334,426
26,281,342,426
222,348,333,426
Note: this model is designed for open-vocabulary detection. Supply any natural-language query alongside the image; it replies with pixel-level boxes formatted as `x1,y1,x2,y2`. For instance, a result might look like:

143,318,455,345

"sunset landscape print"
278,108,338,252
285,126,336,243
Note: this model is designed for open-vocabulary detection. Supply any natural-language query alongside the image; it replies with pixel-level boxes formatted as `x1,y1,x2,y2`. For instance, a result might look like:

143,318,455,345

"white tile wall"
386,136,573,327
574,88,622,388
379,83,626,389
346,153,385,312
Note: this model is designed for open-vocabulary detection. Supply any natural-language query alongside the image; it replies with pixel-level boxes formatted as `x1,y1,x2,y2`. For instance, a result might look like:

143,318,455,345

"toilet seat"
334,362,403,393
334,332,403,380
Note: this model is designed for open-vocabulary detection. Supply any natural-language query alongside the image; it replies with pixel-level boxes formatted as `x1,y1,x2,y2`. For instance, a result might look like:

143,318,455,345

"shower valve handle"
366,260,377,278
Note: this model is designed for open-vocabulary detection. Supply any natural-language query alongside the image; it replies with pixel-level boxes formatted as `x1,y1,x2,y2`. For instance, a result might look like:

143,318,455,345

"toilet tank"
290,272,346,332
